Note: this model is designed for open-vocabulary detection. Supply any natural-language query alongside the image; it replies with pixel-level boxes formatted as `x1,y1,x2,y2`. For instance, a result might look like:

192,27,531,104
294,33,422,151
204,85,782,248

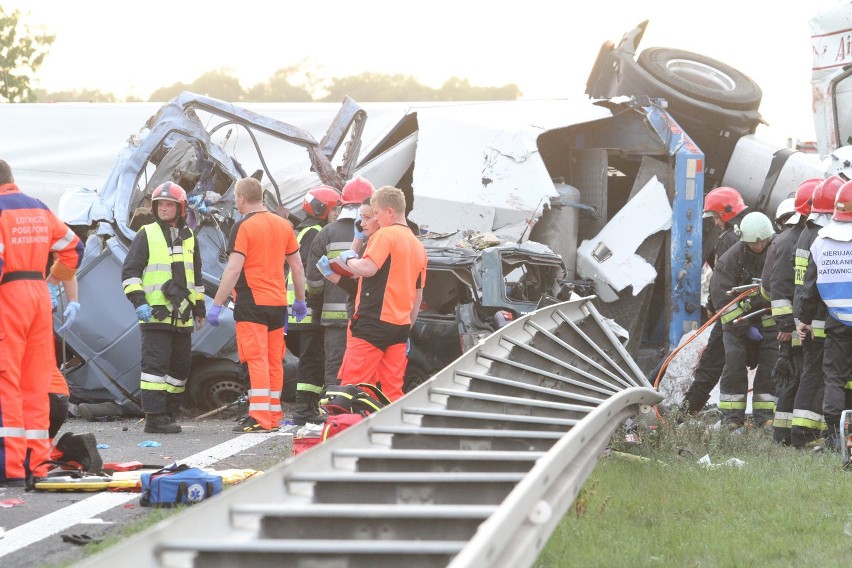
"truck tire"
189,359,246,410
637,47,762,112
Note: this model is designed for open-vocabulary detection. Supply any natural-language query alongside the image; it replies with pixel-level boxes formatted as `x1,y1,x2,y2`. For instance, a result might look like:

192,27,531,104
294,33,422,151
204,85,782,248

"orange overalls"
0,183,82,482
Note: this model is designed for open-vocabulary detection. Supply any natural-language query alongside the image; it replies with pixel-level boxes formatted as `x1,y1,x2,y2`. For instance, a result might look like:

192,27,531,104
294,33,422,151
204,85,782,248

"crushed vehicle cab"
404,241,579,391
55,92,366,412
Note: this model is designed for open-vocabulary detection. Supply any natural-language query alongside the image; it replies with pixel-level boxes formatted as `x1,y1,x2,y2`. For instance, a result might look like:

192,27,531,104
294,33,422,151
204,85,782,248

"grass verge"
535,416,852,567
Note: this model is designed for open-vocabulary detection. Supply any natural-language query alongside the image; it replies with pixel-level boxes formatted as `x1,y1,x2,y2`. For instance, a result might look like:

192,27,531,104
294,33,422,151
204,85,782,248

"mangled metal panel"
363,100,612,240
576,175,672,302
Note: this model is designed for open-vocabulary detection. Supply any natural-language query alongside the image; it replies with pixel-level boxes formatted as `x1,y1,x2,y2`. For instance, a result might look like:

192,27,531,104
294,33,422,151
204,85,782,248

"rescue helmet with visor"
302,185,342,221
151,182,187,221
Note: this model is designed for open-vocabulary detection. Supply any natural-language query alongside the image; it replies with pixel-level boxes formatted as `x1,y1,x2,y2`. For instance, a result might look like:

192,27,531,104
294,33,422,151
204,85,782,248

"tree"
34,88,118,103
0,7,55,103
436,77,521,101
245,66,312,102
148,70,245,102
321,72,435,102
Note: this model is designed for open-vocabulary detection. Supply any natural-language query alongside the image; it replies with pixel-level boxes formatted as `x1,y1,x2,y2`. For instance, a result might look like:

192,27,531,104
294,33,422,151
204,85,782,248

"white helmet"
826,145,852,181
774,197,796,224
739,212,774,243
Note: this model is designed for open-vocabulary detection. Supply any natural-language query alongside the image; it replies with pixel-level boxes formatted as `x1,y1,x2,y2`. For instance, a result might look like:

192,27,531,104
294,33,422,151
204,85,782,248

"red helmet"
811,175,845,214
793,178,821,216
303,185,342,221
702,187,746,223
151,182,187,220
833,180,852,222
341,176,374,205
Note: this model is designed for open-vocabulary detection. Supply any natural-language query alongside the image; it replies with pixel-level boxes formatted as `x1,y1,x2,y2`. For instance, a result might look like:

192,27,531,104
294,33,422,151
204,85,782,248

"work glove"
135,304,151,323
353,213,366,240
338,249,358,266
316,255,334,277
151,305,170,321
48,283,60,310
746,325,763,342
57,301,80,333
292,299,308,322
772,352,794,387
208,304,224,327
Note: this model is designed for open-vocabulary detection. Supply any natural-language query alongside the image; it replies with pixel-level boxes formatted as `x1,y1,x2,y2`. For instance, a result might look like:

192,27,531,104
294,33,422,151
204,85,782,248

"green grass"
536,419,852,567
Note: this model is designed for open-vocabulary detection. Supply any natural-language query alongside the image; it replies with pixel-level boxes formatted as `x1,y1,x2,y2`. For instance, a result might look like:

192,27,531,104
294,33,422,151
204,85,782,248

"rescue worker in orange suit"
762,180,821,444
208,177,307,433
288,185,341,425
122,182,206,434
712,212,778,428
0,159,83,486
336,186,427,402
682,187,751,416
793,175,847,448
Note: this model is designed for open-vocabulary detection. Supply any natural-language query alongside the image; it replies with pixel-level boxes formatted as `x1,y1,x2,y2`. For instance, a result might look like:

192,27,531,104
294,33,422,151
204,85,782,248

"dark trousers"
719,327,778,425
822,326,852,435
683,321,724,413
772,344,802,444
140,328,191,415
294,327,325,395
323,326,347,387
791,337,826,447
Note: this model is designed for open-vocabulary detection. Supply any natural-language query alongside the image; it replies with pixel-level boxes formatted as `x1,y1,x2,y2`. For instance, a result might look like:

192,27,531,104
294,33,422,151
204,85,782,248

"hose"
652,287,757,424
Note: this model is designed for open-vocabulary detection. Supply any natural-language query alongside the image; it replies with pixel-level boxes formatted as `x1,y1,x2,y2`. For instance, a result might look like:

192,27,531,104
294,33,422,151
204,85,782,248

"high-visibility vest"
812,236,852,327
123,223,201,327
287,224,320,326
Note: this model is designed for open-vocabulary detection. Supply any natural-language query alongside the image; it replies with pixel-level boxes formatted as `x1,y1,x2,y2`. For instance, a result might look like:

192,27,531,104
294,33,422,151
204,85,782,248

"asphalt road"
0,406,297,568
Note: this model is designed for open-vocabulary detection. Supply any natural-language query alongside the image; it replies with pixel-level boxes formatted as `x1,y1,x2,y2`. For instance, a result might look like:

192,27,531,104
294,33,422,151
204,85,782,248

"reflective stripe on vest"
129,223,197,327
287,224,321,325
793,247,809,286
320,239,353,323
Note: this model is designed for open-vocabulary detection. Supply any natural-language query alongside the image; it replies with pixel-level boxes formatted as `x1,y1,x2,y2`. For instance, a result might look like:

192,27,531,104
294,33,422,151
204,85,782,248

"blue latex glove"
405,338,411,357
135,304,151,323
57,301,80,333
746,326,763,342
338,249,358,266
208,304,223,327
292,300,308,322
316,255,334,277
48,283,60,310
353,213,366,240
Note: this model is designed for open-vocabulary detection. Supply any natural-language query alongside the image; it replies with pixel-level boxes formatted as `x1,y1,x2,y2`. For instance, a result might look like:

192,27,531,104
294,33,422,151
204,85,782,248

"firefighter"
0,159,83,486
682,187,752,416
795,176,850,450
712,211,778,428
789,175,845,447
121,182,206,434
289,185,341,425
763,179,821,444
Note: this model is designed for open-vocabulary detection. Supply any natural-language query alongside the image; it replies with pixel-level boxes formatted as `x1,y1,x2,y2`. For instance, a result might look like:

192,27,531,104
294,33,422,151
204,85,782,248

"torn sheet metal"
406,100,611,235
576,175,672,302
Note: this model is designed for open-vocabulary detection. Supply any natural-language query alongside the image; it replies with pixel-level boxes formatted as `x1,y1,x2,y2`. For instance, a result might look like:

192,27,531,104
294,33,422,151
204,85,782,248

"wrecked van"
404,241,577,391
55,92,366,412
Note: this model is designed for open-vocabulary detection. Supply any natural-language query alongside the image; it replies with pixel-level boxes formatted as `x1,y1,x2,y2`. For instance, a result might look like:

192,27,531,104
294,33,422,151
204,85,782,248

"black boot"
145,413,182,434
292,392,326,426
55,432,103,473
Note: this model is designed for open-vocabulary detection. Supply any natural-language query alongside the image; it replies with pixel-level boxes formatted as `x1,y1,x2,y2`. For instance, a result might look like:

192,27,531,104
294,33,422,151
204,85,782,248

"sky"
5,0,847,148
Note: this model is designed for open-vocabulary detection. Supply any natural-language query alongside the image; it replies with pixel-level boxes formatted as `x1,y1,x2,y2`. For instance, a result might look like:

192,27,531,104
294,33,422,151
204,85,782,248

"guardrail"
75,296,662,568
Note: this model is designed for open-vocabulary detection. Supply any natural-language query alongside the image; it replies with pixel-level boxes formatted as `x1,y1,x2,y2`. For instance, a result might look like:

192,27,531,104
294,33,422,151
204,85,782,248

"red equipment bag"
321,413,364,441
